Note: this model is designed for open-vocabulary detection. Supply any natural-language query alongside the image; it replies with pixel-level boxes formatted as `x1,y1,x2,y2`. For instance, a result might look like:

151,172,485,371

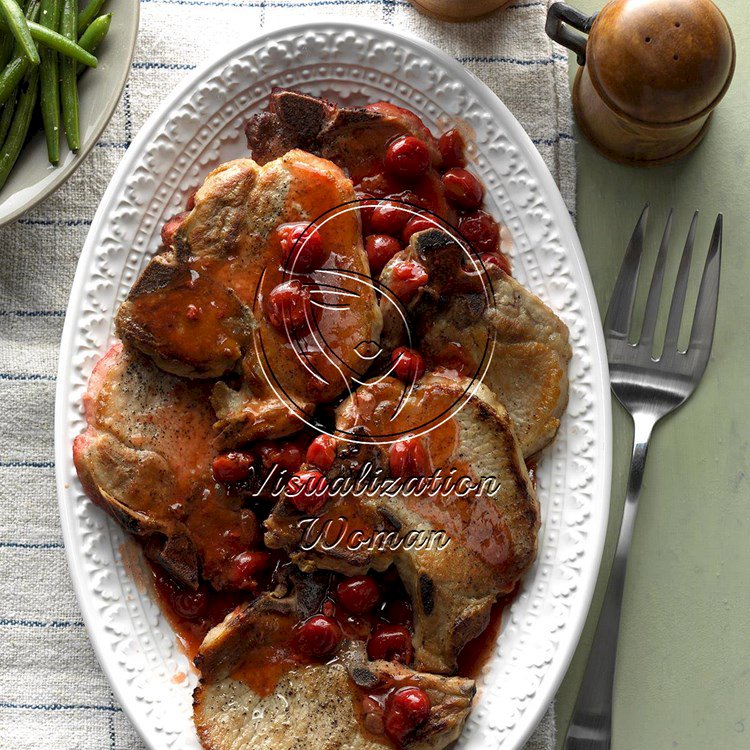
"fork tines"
604,206,722,371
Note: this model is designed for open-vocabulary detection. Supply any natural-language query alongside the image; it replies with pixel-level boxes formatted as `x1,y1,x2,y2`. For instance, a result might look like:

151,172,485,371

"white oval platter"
55,21,611,750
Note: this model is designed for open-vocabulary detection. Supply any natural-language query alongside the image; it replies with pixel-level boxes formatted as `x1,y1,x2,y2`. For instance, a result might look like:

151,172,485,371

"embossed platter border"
54,21,611,750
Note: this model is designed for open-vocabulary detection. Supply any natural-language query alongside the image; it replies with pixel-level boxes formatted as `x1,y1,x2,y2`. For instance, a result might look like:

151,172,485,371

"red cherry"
391,347,426,383
212,451,254,483
356,191,378,227
219,528,249,558
384,136,430,180
389,261,429,303
169,588,209,620
459,210,500,254
306,435,337,472
369,201,410,235
258,439,305,473
277,222,326,273
402,214,438,245
286,469,329,513
384,687,431,744
365,234,402,275
480,252,512,275
438,128,467,169
336,576,381,615
442,168,484,209
381,599,413,627
295,615,343,658
265,280,314,331
226,551,271,590
367,625,414,663
389,438,429,478
161,210,189,248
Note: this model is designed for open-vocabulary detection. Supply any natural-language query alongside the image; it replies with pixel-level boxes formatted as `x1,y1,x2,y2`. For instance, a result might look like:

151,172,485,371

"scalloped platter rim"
54,21,612,750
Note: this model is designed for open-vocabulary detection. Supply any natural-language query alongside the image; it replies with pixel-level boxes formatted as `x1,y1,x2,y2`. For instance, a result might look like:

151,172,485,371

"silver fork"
564,206,723,750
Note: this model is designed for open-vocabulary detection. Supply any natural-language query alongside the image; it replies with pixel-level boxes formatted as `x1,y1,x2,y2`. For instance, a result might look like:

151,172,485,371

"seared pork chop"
264,374,539,674
196,568,329,682
194,575,474,750
194,648,474,750
73,343,259,589
116,149,382,446
245,89,452,218
379,228,571,457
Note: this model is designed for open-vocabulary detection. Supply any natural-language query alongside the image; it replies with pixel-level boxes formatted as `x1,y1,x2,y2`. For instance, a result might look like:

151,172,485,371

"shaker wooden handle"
545,2,597,65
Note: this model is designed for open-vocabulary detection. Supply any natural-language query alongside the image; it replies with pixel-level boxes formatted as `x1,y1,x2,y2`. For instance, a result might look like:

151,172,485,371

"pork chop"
194,648,474,750
379,228,571,457
193,573,474,750
245,88,452,217
264,373,539,674
73,343,259,589
116,149,382,446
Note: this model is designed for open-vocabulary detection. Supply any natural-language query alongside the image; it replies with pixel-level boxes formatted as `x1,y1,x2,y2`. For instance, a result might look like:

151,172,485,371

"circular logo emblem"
254,198,497,444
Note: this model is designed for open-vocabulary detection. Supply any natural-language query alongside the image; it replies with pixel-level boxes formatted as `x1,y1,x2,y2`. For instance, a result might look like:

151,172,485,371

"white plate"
0,0,140,227
55,21,611,750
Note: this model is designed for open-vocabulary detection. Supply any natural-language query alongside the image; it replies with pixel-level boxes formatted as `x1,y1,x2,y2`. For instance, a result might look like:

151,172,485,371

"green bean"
0,55,28,104
0,92,17,146
77,0,104,35
0,29,14,68
0,16,97,66
59,0,76,150
76,11,108,74
0,67,38,190
39,0,60,163
0,0,39,106
0,0,39,64
77,10,109,52
22,0,37,22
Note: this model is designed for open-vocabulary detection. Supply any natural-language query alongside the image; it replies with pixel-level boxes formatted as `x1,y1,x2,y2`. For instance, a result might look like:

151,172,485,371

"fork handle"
564,412,656,749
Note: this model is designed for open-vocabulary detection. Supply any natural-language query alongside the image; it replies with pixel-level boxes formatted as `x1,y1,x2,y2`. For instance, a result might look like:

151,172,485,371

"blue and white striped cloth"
0,1,573,747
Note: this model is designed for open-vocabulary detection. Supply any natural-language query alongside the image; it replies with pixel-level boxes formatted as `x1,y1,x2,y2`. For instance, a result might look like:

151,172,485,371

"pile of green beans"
0,0,111,191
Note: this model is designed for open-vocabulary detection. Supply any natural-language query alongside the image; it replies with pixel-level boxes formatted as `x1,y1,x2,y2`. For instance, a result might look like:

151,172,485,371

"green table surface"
552,1,750,748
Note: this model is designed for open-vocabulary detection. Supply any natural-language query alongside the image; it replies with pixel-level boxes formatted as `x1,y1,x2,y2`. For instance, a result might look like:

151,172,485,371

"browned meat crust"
73,343,213,587
264,374,539,674
72,343,259,590
380,228,572,457
245,88,439,170
193,576,475,750
115,150,382,447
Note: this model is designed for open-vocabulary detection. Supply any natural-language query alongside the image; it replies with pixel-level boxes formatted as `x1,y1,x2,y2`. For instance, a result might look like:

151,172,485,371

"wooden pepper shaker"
546,0,736,166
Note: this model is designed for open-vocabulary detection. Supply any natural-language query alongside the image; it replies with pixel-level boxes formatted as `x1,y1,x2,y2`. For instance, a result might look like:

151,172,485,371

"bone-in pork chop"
379,228,571,457
264,373,539,674
193,572,474,750
245,88,452,218
73,343,259,589
116,149,382,446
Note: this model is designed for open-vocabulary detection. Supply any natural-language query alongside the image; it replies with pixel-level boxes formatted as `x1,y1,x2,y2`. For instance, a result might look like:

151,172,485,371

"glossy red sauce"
450,464,533,678
126,268,250,374
149,562,248,661
457,583,520,679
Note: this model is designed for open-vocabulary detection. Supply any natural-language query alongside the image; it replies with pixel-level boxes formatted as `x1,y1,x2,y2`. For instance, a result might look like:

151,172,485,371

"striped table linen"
0,0,573,747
